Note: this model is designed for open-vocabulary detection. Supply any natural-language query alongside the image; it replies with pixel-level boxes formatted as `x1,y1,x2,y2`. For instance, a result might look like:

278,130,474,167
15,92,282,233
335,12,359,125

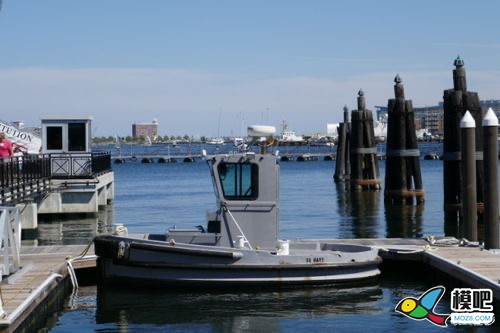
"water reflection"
37,205,115,245
384,204,424,238
444,215,487,243
335,181,426,239
335,182,382,239
96,284,382,332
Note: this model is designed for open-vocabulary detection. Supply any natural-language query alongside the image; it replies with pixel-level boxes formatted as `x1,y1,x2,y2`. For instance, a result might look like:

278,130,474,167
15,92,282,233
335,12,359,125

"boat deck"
0,238,499,330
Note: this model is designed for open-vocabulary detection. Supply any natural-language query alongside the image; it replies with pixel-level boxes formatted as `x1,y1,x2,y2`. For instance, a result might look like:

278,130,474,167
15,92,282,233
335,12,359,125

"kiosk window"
218,162,258,200
68,123,86,151
46,126,63,150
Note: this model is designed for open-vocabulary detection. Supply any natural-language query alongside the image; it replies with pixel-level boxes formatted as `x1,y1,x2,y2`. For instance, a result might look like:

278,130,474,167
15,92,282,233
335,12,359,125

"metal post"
482,108,499,249
460,111,477,241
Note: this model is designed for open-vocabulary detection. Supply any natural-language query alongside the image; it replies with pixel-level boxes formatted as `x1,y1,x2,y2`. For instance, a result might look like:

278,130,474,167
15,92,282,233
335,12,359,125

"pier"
112,152,337,164
0,151,113,229
1,116,115,235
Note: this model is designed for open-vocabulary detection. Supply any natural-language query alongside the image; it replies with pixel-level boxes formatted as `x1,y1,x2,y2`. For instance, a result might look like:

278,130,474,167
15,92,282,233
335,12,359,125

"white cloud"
0,67,498,137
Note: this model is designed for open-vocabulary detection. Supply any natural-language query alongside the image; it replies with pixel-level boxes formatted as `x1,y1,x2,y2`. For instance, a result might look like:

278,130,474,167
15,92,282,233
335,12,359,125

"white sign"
0,121,42,154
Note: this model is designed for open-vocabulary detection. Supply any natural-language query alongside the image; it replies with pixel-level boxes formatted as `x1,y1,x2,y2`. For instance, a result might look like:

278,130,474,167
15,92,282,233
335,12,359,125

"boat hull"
95,235,381,287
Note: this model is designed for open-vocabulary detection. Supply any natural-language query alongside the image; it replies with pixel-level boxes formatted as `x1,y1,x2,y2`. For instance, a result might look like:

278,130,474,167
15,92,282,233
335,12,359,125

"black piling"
443,57,484,222
460,111,478,241
384,75,424,205
333,105,351,182
349,90,381,191
482,108,499,249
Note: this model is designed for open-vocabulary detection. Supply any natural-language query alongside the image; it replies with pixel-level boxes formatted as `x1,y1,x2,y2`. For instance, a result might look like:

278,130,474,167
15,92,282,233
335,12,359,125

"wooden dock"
333,238,500,303
0,244,94,332
0,238,499,331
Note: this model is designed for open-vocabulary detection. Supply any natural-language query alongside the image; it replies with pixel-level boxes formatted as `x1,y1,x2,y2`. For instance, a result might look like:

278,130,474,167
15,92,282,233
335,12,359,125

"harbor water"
39,143,498,332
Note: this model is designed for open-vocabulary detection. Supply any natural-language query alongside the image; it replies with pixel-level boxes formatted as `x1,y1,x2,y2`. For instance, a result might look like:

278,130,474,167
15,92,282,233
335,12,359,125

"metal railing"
50,151,112,178
0,154,51,205
0,206,21,278
0,152,112,205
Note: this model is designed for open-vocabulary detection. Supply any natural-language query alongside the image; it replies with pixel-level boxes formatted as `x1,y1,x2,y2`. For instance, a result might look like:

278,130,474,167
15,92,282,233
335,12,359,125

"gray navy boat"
94,126,381,287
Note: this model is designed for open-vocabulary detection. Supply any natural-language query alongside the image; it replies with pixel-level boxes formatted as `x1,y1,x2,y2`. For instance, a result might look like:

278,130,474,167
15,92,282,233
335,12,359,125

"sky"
1,0,500,138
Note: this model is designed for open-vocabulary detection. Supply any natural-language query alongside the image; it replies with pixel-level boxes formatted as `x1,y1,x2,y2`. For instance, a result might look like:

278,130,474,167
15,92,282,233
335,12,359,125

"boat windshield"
218,162,258,200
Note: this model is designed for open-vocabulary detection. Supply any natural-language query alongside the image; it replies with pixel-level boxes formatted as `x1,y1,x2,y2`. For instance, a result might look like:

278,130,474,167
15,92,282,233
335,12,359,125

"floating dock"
335,238,500,304
0,244,94,332
0,238,499,331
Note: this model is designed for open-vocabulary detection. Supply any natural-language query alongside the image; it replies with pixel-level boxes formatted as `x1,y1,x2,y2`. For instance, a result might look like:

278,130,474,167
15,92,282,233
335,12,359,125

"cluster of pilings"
384,75,424,205
443,57,499,248
459,109,499,248
443,57,484,221
334,90,380,191
333,56,498,248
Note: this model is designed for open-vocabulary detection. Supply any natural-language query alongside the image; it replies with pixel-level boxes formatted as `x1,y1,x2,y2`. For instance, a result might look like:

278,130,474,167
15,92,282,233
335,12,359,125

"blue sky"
1,0,499,137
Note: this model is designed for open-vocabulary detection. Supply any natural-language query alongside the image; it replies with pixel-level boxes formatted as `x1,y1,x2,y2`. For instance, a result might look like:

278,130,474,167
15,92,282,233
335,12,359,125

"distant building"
375,100,500,136
132,119,158,139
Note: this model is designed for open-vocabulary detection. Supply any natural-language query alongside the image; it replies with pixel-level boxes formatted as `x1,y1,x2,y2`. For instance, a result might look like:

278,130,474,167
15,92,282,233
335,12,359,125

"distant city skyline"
1,1,499,137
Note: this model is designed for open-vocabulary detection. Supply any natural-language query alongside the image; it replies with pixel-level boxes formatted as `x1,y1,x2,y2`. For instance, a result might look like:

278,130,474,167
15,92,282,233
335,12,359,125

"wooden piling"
384,75,424,205
349,90,381,191
482,108,499,249
334,105,351,182
460,111,478,241
443,56,484,222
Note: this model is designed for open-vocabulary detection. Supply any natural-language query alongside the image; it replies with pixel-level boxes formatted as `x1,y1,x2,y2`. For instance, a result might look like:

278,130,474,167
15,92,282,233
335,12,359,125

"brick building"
132,119,158,139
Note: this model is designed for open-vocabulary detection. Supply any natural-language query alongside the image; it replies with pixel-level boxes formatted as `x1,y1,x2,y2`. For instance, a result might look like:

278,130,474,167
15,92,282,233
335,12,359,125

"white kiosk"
41,116,92,154
41,116,93,178
37,116,114,214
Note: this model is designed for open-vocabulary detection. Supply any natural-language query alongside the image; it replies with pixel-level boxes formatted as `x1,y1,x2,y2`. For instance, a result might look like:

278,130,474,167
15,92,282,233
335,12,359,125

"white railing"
0,206,21,279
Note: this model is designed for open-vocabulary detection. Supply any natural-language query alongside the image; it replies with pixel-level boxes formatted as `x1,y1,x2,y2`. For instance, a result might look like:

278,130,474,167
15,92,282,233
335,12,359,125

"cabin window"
218,162,258,200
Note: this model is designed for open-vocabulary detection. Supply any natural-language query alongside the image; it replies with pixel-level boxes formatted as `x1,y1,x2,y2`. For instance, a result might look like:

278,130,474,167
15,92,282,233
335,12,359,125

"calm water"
39,143,498,332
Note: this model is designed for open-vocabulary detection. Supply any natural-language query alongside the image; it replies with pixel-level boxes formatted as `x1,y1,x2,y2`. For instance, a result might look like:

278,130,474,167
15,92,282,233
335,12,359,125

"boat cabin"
164,128,281,251
164,152,280,251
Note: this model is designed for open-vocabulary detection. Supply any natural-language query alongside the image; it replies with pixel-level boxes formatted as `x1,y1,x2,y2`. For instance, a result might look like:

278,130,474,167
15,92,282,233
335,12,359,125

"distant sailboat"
146,136,152,146
207,110,225,145
114,135,121,149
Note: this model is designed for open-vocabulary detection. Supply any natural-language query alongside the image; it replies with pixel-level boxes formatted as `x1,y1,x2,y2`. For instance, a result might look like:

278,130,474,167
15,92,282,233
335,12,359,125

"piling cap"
482,108,499,127
394,74,402,84
454,56,464,68
460,111,476,128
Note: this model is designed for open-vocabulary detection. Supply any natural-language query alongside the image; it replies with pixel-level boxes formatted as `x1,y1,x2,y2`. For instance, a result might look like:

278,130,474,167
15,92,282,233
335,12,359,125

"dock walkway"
332,238,500,302
0,238,499,331
0,244,92,332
